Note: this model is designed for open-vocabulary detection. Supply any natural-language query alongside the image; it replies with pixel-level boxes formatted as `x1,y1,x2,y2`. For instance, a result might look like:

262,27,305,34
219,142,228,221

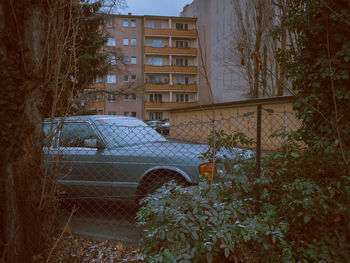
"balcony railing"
144,83,197,91
144,46,197,55
84,101,104,109
89,83,104,89
145,101,198,109
144,28,197,37
144,65,197,73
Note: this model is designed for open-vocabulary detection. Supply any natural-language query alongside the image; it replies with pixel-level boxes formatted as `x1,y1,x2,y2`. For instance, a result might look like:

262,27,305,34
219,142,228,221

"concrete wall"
181,0,249,104
181,0,291,104
169,96,301,151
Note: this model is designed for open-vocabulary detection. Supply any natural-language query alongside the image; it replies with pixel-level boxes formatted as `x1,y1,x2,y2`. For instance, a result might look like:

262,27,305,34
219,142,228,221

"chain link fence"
44,104,301,243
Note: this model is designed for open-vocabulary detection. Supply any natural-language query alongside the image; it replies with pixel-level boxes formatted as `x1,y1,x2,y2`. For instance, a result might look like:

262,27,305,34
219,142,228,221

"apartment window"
131,56,137,64
147,21,154,28
106,18,115,28
131,75,137,82
147,39,162,47
149,94,162,103
149,112,163,120
108,93,116,102
124,112,130,116
175,40,189,48
123,38,129,46
108,112,117,116
175,23,189,30
107,37,116,46
122,20,128,27
123,95,129,101
132,112,137,117
85,91,97,102
176,94,189,103
130,20,136,27
130,39,136,46
149,75,164,84
175,76,189,84
94,77,103,83
175,58,188,66
148,57,162,66
107,74,116,83
123,75,129,82
108,56,116,65
123,56,129,64
131,94,137,101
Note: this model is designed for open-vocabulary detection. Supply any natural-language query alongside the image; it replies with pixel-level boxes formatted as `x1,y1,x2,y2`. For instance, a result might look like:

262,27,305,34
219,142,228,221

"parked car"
160,121,170,135
43,115,253,203
146,120,163,133
146,120,170,135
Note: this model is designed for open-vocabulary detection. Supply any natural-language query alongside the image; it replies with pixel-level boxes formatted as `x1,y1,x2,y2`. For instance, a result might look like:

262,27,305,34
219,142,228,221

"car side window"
43,123,57,147
59,122,98,148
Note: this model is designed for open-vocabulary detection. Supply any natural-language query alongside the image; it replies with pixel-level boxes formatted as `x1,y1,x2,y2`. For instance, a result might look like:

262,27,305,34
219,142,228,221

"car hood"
108,141,255,164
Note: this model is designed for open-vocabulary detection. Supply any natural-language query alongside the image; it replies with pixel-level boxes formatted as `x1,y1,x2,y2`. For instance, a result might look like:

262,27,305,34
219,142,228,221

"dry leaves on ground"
33,232,144,263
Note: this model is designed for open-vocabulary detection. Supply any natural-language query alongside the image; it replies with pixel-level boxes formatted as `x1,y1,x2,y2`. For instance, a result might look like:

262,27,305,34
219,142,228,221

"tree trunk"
4,89,45,263
277,0,287,96
1,2,48,262
252,0,263,98
277,23,286,96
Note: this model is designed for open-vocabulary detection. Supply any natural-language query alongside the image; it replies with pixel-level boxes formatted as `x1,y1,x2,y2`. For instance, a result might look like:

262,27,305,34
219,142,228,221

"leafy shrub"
137,130,350,262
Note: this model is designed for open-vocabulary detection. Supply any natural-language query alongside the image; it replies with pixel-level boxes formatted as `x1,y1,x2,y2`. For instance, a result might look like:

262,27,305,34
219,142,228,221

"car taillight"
199,163,217,178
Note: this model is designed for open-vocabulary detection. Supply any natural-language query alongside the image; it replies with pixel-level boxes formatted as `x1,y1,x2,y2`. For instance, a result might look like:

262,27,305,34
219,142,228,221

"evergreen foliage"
275,0,350,150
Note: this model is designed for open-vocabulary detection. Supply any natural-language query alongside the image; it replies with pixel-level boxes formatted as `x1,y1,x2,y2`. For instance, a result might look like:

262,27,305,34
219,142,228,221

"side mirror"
84,139,105,150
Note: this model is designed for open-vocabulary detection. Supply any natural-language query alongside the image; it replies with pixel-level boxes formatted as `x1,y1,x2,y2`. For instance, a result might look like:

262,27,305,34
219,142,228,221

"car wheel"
146,175,185,196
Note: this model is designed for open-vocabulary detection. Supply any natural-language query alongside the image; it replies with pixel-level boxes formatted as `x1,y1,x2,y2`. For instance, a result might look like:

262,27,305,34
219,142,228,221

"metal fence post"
256,104,262,177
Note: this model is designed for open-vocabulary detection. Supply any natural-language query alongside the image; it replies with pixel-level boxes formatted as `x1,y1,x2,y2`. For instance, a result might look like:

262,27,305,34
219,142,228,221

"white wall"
181,0,249,103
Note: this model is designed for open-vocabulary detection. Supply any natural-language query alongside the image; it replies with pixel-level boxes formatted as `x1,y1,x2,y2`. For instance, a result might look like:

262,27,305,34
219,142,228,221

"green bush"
137,131,350,262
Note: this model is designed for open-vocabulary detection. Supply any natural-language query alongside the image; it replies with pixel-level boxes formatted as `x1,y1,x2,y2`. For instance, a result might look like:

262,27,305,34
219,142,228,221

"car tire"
145,175,185,197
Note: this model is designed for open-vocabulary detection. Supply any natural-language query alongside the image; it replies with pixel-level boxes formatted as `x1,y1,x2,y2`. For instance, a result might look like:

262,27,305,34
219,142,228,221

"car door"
54,120,114,199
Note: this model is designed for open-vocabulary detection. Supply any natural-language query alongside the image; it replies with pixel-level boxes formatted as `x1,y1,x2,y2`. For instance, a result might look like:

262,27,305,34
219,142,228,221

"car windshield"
96,119,167,147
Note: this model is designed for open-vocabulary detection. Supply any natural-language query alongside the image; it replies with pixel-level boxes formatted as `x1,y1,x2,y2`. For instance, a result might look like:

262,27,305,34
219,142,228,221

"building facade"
181,0,288,103
181,0,249,104
84,14,199,121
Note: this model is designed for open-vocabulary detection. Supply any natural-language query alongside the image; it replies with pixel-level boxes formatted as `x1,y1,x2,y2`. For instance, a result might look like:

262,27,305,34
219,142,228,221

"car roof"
147,120,163,123
44,115,147,126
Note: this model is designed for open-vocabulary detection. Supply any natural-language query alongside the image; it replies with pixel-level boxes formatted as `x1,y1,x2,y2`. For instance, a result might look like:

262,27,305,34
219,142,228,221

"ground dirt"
34,232,144,263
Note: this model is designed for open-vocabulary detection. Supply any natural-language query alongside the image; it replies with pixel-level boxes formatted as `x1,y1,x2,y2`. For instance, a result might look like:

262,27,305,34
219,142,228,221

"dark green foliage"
275,0,350,149
200,130,255,163
137,131,350,262
137,132,259,262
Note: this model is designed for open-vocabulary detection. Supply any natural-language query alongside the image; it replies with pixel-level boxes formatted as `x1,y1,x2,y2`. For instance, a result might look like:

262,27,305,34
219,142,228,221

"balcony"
145,101,198,109
145,83,197,91
84,101,104,109
144,46,197,55
144,28,197,37
89,83,104,89
144,65,197,73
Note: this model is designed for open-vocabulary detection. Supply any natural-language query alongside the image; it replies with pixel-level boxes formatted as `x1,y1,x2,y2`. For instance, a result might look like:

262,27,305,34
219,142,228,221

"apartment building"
84,14,198,121
84,14,144,118
143,15,198,120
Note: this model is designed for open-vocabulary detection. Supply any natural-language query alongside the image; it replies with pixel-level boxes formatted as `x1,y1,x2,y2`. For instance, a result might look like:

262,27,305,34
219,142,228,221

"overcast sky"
121,0,193,16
